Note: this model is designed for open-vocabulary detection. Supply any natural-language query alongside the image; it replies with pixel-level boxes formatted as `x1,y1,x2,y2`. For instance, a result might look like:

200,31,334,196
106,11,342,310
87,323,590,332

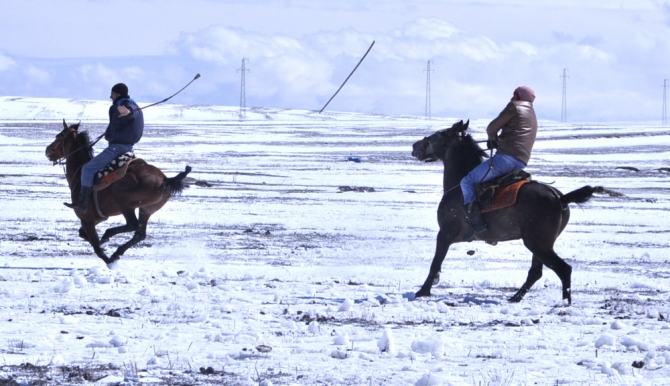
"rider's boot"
64,186,92,213
462,201,487,235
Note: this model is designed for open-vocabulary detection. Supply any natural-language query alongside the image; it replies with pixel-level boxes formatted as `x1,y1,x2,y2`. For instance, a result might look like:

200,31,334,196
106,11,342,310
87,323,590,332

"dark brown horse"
412,120,599,304
46,120,191,266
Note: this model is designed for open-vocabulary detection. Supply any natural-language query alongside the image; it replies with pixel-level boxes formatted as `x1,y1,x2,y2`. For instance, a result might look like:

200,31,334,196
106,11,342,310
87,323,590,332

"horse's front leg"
100,210,139,245
416,230,452,297
80,221,112,264
509,255,543,303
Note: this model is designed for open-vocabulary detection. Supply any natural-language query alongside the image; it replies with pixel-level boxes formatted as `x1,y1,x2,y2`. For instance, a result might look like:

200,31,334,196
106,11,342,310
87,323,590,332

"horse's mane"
76,130,94,159
458,134,487,159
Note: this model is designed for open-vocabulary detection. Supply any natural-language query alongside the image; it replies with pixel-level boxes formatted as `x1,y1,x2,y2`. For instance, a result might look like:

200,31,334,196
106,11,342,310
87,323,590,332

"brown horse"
46,120,191,266
412,120,599,304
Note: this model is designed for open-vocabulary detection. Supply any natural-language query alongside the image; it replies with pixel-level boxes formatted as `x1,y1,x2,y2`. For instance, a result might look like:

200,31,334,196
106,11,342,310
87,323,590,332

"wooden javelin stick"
318,41,375,114
89,74,201,147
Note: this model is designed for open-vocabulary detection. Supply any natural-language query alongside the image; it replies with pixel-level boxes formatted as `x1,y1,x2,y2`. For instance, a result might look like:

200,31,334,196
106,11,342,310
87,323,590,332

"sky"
2,0,670,122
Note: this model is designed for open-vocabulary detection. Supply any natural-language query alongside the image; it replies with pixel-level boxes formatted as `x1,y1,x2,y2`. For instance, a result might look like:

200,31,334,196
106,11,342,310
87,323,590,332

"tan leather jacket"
486,100,537,165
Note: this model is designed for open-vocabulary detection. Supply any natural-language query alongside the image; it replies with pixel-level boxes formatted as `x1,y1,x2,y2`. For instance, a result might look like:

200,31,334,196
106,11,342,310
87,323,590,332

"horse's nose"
411,143,422,158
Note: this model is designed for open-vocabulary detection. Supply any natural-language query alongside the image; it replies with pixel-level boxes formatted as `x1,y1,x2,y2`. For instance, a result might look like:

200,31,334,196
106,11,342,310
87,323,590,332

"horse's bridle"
50,131,70,166
421,130,494,195
49,128,86,191
50,128,92,166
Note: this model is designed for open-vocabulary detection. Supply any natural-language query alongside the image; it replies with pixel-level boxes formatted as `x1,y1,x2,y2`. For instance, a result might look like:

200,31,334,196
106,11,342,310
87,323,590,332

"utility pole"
663,79,668,126
561,68,568,123
237,58,249,119
424,60,433,120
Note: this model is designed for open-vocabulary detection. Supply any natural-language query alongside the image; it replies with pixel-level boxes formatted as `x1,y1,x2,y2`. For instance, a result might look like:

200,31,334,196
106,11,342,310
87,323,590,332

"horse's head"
45,119,83,164
412,120,470,162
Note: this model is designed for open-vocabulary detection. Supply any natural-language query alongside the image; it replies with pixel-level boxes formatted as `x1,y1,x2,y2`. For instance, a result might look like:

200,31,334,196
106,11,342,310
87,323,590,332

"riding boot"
64,186,92,213
462,201,487,234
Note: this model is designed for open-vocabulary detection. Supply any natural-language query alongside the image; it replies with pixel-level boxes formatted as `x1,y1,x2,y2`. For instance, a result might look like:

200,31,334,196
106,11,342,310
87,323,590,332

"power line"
424,60,433,120
663,78,668,126
560,68,568,123
237,58,250,119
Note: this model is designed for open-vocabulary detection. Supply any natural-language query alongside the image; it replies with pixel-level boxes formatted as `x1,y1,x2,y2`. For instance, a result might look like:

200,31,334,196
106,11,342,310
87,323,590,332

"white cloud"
401,18,461,40
23,65,51,84
0,54,16,71
182,26,305,66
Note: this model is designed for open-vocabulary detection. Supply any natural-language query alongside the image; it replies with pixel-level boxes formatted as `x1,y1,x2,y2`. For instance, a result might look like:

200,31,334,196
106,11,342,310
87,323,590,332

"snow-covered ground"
0,97,669,385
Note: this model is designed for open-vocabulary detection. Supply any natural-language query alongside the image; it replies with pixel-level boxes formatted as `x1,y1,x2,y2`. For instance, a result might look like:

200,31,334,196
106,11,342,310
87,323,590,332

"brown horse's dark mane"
75,130,94,160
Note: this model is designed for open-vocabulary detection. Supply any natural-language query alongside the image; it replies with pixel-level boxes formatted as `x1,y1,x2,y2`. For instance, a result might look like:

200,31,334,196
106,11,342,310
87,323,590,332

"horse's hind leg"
78,227,89,241
100,210,139,245
509,255,543,303
109,208,151,261
524,242,572,304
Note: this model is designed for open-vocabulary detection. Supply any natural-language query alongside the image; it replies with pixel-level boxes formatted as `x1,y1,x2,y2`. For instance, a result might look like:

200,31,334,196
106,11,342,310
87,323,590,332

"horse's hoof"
107,260,121,270
415,290,431,298
564,288,572,306
508,291,526,303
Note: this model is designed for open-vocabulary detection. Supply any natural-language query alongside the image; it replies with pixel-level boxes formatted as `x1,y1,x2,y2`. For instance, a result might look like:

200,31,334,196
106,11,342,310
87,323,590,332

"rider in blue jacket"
64,83,144,213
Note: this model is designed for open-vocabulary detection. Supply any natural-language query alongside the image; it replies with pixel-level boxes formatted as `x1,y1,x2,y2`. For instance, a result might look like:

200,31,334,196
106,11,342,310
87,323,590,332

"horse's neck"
65,149,90,189
442,158,468,193
442,142,483,193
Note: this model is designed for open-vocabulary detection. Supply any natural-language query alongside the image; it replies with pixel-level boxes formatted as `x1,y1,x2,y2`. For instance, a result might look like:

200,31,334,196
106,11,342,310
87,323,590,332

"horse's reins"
49,130,85,192
436,137,494,195
52,127,94,166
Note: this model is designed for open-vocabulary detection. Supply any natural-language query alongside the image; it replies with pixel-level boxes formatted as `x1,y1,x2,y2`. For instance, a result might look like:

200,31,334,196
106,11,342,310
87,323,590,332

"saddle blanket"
476,170,532,213
94,152,143,191
480,180,530,213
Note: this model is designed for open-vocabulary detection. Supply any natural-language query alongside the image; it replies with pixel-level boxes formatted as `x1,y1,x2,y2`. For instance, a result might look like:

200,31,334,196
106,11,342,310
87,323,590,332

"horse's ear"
463,120,469,130
62,119,67,130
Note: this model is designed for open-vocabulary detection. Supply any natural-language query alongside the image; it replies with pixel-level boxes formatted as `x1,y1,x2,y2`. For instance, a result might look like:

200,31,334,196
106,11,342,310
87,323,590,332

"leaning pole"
318,41,375,114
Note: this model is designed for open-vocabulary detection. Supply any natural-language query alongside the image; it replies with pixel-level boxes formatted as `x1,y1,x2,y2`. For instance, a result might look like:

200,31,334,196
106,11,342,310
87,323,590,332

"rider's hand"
117,105,130,117
486,139,498,150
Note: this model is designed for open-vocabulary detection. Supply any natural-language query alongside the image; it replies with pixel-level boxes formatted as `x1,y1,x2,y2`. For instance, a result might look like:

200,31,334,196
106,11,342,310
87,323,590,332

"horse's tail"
561,185,601,205
165,165,192,196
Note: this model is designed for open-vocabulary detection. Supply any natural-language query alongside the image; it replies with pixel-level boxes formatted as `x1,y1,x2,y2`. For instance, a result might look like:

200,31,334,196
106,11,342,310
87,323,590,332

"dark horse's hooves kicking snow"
46,121,191,266
411,120,595,305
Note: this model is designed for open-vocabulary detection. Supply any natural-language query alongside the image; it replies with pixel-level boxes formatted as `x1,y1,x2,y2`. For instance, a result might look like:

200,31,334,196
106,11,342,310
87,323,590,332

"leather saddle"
93,152,147,191
476,170,532,213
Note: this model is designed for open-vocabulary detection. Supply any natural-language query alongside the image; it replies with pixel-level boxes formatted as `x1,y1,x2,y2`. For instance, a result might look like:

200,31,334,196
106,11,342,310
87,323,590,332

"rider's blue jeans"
460,152,526,205
81,143,134,188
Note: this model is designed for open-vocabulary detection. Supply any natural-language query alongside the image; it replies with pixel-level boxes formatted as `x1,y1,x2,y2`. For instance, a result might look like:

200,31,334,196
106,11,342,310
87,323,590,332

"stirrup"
64,201,88,213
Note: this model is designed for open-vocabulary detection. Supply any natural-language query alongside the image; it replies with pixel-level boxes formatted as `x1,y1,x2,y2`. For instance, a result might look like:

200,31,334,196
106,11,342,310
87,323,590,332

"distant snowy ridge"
0,96,436,123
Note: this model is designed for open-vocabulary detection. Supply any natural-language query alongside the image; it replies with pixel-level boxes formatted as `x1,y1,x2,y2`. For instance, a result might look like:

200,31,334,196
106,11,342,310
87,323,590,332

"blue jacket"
105,97,144,145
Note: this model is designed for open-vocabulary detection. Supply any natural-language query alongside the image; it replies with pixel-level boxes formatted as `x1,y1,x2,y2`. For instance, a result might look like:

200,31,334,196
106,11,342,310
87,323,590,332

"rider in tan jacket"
460,86,538,236
486,93,537,165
